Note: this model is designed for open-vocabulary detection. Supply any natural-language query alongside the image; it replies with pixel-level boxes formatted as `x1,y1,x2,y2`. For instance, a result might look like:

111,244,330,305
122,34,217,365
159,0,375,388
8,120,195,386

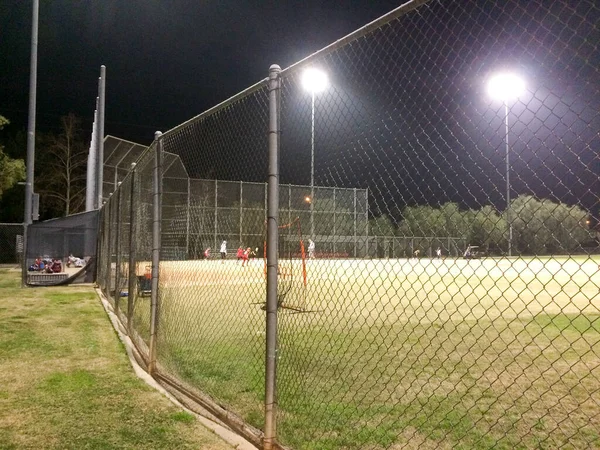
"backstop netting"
162,179,369,261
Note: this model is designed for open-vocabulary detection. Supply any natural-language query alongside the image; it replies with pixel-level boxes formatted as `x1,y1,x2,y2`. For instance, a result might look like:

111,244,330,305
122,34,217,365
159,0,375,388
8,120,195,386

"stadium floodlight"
487,73,525,101
488,72,525,257
304,196,312,204
302,68,329,239
302,68,329,94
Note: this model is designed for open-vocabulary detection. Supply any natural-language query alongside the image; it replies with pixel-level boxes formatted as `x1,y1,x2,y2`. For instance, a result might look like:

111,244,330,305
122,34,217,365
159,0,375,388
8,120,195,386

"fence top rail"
189,178,367,192
280,0,430,77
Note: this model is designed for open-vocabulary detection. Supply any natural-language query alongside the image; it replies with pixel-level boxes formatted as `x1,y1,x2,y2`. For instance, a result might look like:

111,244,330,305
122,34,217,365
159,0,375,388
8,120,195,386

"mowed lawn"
146,256,600,449
0,268,235,450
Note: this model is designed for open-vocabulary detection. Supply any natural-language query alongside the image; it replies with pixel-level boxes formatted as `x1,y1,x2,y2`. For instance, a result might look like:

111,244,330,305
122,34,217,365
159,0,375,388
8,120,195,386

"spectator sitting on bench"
46,259,63,273
29,257,42,272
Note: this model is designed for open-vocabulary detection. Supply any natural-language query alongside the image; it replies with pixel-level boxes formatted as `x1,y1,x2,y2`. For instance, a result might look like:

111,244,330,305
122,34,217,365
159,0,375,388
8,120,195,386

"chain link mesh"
95,0,599,448
152,87,271,428
274,0,600,448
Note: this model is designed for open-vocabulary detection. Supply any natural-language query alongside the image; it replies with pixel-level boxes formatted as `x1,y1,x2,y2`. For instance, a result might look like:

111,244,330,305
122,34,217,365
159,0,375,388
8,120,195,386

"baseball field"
129,255,600,449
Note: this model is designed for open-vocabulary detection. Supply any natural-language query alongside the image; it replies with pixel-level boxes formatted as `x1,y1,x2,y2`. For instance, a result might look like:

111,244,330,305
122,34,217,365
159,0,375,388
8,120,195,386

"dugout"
25,210,98,286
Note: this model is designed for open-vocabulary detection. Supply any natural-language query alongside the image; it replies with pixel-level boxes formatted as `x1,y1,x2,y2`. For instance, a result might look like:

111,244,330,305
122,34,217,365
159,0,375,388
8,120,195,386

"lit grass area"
0,269,234,450
145,256,600,449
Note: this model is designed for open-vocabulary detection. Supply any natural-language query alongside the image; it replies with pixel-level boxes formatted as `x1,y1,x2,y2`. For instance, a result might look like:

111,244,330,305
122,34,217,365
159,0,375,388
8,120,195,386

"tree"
397,203,469,238
465,205,506,252
0,116,25,201
36,114,88,217
508,195,591,255
368,214,396,236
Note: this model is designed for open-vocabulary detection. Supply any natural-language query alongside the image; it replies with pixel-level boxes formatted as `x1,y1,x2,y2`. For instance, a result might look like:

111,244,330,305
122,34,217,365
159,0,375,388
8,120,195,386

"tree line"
368,198,593,255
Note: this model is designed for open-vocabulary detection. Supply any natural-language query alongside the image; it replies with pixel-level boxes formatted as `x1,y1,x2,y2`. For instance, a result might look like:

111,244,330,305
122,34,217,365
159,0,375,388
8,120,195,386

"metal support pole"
310,92,315,239
288,184,292,226
264,64,281,450
97,66,106,209
353,188,357,258
288,184,292,242
504,102,512,257
239,181,243,246
333,188,336,254
105,198,113,294
127,164,137,330
114,183,122,313
186,177,191,257
214,179,218,251
365,188,369,258
22,0,39,287
86,109,98,211
148,132,163,375
96,208,103,285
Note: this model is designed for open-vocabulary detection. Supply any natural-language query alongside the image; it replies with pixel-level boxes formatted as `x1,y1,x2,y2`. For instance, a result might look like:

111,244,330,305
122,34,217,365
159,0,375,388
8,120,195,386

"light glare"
302,68,328,94
488,73,525,101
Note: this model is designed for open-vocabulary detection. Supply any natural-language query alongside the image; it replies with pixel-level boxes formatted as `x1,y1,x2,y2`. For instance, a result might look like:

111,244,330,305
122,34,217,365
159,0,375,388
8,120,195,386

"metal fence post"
114,182,123,312
365,187,369,258
127,163,137,330
353,188,357,258
97,65,106,210
22,0,39,287
240,181,243,245
105,198,113,294
148,132,163,375
333,187,336,255
264,64,281,450
186,177,191,257
214,179,218,250
288,184,292,244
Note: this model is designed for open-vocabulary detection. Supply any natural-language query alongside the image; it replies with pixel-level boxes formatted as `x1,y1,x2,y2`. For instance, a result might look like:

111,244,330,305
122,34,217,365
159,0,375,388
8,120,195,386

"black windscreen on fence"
26,211,99,285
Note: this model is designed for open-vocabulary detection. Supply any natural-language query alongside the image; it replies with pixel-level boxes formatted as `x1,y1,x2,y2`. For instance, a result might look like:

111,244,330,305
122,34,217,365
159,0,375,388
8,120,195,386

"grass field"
0,268,236,450
129,256,600,449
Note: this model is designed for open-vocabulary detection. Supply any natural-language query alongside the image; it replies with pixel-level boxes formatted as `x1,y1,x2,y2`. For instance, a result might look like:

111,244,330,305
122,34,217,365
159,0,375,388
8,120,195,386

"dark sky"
1,0,598,221
1,0,401,144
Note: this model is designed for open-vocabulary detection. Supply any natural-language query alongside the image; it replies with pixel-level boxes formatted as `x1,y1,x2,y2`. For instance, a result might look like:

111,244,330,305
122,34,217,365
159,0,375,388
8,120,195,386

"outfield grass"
0,269,235,450
131,256,600,449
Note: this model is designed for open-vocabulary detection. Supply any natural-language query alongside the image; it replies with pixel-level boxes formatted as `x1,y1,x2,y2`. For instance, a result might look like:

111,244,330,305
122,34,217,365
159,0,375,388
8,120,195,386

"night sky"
1,1,599,220
1,0,400,143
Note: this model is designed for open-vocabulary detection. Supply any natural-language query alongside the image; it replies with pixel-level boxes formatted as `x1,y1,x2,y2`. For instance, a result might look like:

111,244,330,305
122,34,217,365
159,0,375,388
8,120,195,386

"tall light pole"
22,0,39,286
488,72,525,257
301,68,328,239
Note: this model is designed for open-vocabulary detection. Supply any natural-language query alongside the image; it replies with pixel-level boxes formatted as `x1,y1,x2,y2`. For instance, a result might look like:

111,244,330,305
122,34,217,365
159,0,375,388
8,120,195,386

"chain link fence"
96,0,600,448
